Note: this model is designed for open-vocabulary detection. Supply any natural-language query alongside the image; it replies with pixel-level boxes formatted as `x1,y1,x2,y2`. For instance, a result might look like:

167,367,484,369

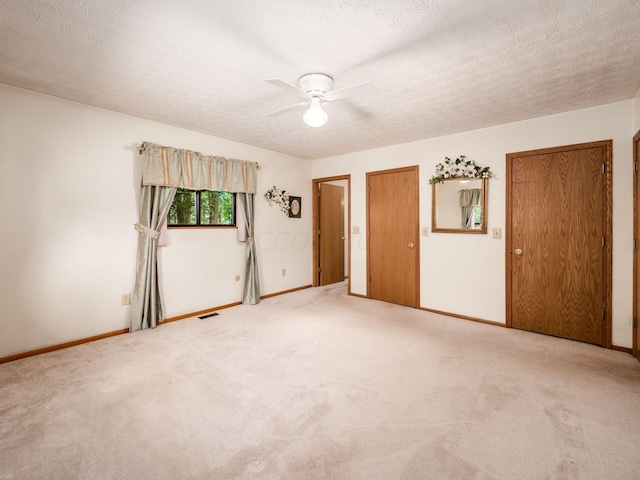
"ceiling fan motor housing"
298,73,333,97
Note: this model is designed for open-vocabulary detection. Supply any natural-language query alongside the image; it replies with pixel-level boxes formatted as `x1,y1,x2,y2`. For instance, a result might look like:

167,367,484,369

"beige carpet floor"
1,282,639,480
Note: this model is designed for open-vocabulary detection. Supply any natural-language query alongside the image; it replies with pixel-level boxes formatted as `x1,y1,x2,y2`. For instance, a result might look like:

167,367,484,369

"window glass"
169,189,196,225
168,189,235,227
473,205,482,225
200,190,235,225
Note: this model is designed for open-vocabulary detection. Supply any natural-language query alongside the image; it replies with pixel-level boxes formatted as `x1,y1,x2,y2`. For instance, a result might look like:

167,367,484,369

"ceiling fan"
265,73,376,127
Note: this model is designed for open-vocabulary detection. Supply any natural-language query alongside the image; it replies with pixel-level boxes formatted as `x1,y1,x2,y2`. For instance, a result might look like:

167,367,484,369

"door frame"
633,130,640,360
312,175,351,292
366,165,420,307
505,140,613,348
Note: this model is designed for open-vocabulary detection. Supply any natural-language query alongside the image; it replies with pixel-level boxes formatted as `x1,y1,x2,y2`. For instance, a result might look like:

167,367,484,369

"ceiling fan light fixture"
303,98,328,128
267,73,374,127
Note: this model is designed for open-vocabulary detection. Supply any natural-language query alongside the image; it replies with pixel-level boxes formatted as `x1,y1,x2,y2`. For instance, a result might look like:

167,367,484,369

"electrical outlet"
492,228,502,239
281,268,286,277
121,293,131,306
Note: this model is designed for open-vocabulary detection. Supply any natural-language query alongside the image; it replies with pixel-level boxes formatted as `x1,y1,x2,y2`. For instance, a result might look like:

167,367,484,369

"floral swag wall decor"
429,155,493,184
265,186,290,214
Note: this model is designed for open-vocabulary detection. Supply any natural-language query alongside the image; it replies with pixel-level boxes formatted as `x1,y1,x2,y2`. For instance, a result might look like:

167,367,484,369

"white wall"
161,149,312,316
2,84,634,357
312,101,635,349
0,84,311,358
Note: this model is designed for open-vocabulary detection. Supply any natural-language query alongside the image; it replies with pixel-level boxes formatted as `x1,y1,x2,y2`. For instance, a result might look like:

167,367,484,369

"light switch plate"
492,228,502,239
121,293,131,306
353,226,360,234
422,227,429,236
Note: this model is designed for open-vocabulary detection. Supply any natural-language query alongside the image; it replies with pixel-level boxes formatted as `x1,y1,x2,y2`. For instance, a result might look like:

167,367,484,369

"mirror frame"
431,178,488,234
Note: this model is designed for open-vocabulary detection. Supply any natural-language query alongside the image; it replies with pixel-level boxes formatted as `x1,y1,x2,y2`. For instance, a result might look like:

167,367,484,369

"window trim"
167,189,236,228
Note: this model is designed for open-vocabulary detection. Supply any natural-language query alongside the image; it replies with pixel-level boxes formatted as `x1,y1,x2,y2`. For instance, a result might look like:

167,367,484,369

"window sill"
167,226,238,230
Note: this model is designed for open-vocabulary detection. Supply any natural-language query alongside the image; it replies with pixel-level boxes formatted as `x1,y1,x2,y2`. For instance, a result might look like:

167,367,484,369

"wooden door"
634,130,640,361
319,183,345,286
367,166,419,307
506,141,612,346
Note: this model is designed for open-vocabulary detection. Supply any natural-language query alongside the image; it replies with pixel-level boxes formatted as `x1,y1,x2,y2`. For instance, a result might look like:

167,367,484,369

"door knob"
408,243,415,249
514,248,523,255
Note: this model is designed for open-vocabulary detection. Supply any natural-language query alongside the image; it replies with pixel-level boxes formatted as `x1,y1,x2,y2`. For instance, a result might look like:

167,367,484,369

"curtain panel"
240,193,260,304
130,142,261,332
459,188,482,208
459,188,482,229
130,185,177,332
142,142,258,194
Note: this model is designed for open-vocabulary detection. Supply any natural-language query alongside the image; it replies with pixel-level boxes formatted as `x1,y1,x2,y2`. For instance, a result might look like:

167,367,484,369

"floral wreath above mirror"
265,185,290,215
429,155,493,184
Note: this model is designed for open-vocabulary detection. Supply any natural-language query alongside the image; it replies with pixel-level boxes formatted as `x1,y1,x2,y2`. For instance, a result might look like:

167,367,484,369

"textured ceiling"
1,0,639,160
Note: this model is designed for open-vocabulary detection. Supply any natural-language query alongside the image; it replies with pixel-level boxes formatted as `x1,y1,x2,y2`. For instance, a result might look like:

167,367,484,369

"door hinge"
635,239,638,250
317,230,321,236
602,163,606,173
635,161,638,173
602,309,606,321
633,317,638,328
602,237,605,247
318,267,322,273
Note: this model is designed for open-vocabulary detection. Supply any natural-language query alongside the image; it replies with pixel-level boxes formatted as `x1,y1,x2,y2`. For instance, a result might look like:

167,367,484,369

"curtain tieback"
134,223,159,239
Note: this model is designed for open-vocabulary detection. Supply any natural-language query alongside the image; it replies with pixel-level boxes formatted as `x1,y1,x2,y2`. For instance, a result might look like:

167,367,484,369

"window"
473,204,482,225
168,188,235,227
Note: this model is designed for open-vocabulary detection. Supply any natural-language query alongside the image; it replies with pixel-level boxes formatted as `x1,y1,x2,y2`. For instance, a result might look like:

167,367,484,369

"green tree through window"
473,205,482,225
168,189,235,226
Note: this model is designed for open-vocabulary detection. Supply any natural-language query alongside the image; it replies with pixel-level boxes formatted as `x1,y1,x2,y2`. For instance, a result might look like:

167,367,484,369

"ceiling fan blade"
265,78,307,97
267,102,308,117
327,99,374,120
324,82,376,102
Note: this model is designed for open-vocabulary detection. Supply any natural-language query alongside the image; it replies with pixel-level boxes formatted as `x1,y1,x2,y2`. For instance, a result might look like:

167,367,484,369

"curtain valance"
459,188,482,207
142,142,258,194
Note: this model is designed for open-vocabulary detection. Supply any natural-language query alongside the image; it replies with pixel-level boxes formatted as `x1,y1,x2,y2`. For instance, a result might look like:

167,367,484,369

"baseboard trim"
0,285,314,364
421,307,506,328
11,287,624,363
611,345,632,354
0,328,130,365
260,284,312,300
421,309,632,354
348,292,368,299
163,301,242,323
165,285,311,325
163,285,313,322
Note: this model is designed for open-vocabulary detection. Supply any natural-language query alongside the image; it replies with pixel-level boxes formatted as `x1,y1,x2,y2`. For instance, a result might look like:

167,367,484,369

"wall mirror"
431,178,488,233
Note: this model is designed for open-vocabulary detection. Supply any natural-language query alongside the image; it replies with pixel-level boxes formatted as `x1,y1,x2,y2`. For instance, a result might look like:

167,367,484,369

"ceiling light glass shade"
303,98,328,127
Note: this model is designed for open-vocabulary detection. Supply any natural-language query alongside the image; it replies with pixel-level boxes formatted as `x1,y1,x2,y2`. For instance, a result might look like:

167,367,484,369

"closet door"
367,166,419,308
507,141,612,346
